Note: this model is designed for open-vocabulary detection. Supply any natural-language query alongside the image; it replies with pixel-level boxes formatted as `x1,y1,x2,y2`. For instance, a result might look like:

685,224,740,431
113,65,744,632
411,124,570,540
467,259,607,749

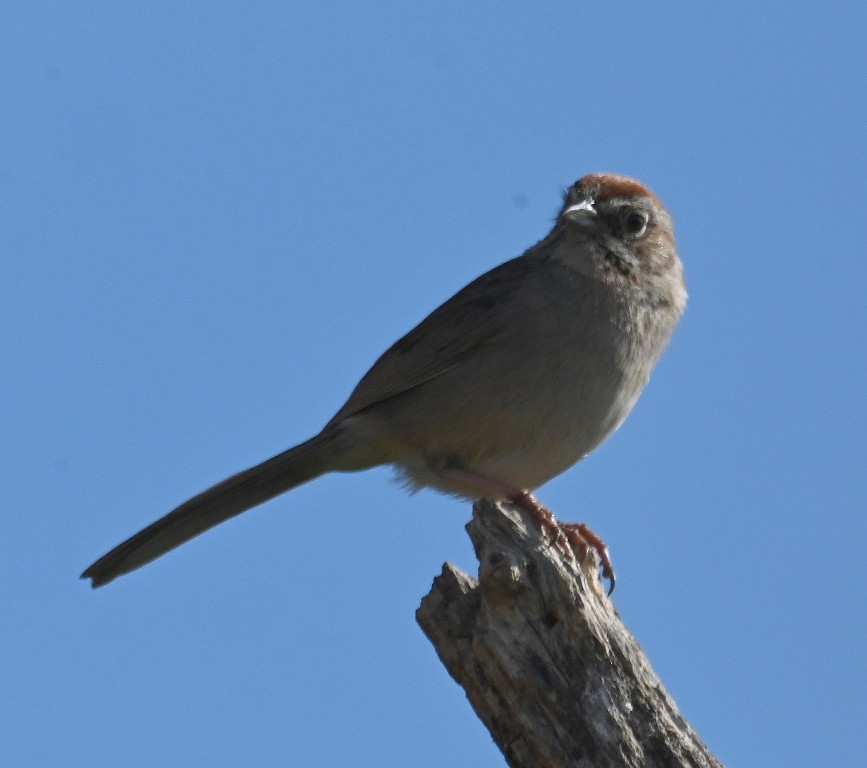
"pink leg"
438,466,616,594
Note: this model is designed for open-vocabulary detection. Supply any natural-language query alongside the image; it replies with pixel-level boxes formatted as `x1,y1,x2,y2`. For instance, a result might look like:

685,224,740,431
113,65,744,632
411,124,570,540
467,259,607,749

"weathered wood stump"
417,498,723,768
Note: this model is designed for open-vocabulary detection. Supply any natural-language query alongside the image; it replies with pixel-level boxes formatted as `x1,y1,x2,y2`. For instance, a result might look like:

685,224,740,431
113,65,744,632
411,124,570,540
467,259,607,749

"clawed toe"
561,522,616,595
509,491,616,595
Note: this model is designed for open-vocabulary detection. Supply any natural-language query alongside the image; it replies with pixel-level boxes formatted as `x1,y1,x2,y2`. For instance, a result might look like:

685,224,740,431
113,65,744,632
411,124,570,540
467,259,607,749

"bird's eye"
622,209,649,238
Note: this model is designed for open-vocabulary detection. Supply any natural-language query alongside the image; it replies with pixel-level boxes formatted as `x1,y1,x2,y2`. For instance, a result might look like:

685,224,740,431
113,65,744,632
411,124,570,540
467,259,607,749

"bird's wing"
327,256,531,424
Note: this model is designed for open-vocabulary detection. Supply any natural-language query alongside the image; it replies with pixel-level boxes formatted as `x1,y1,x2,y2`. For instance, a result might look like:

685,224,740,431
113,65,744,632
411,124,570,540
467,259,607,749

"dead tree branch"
417,499,723,768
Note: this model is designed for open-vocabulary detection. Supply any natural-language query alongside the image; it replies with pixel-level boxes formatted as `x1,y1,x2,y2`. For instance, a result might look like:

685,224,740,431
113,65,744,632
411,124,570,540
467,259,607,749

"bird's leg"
437,467,614,593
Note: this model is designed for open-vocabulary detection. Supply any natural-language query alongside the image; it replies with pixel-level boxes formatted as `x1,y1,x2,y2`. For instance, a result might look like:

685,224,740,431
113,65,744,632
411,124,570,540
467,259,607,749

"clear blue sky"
3,3,865,766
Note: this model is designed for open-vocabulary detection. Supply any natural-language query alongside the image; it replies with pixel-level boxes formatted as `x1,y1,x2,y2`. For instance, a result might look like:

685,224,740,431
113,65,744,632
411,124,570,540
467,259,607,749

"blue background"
3,3,865,766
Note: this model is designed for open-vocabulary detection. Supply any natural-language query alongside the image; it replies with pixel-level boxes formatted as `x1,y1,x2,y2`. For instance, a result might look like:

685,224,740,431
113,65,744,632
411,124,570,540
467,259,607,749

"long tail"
81,430,338,588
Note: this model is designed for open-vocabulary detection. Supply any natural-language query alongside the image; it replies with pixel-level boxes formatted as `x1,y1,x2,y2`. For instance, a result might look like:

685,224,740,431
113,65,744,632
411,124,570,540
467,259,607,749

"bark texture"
416,498,723,768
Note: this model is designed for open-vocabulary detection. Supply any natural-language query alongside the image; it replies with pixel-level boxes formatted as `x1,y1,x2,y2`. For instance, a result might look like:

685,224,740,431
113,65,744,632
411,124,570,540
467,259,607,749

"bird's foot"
435,466,616,594
511,491,616,595
560,521,616,595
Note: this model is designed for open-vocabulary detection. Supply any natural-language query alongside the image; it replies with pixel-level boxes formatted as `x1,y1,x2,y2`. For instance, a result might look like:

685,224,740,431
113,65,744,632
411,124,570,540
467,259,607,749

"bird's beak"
562,198,598,231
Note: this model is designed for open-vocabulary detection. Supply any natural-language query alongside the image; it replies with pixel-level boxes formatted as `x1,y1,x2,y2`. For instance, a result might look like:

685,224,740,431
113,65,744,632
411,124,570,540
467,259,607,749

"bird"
82,173,686,593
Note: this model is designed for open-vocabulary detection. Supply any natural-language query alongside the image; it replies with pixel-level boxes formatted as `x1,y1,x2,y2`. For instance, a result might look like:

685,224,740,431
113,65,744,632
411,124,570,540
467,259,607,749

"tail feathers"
81,431,336,588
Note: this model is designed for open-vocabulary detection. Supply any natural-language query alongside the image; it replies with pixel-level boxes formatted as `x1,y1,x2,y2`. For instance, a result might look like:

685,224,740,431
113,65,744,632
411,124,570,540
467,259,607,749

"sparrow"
82,173,686,594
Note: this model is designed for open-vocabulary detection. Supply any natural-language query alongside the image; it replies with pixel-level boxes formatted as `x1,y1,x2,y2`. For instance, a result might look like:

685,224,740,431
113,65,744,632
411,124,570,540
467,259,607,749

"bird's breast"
379,286,665,492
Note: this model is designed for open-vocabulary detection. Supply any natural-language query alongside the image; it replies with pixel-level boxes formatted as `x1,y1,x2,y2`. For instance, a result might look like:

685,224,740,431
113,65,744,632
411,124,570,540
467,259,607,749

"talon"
564,523,617,595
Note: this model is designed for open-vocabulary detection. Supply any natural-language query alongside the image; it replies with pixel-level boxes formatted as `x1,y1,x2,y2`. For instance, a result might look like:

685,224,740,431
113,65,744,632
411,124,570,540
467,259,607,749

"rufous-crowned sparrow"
82,173,686,593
